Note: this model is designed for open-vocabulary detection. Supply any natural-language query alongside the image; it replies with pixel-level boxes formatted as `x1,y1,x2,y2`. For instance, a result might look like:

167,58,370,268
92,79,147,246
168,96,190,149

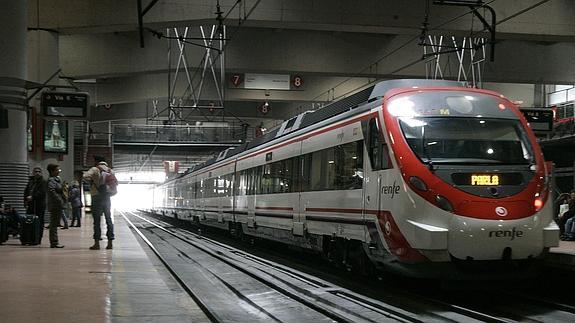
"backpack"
97,166,118,196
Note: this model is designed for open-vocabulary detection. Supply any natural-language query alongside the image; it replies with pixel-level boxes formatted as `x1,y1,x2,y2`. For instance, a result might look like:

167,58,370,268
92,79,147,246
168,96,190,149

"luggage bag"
0,215,8,244
20,214,41,245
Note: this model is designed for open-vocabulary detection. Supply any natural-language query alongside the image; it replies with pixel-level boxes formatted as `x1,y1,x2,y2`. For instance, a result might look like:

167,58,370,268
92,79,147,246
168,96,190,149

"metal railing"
112,124,252,144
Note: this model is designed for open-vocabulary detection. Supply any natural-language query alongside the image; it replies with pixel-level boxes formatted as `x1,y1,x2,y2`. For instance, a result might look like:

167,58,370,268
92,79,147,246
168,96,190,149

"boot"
106,240,113,250
89,240,100,250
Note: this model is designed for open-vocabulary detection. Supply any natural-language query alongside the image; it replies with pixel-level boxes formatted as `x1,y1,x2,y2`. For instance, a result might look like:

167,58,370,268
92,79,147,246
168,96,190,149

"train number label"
471,174,499,186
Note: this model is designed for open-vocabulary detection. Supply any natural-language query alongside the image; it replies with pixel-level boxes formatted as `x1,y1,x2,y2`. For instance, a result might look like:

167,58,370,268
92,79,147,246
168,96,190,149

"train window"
309,149,326,190
325,148,337,190
262,164,273,194
246,169,253,195
282,158,292,193
301,154,312,191
381,144,392,169
368,118,392,171
335,141,364,189
369,118,382,170
292,156,302,192
285,117,297,129
254,166,263,195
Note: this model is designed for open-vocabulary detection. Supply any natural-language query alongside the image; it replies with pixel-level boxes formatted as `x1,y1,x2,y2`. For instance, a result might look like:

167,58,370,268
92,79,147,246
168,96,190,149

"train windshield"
399,117,534,165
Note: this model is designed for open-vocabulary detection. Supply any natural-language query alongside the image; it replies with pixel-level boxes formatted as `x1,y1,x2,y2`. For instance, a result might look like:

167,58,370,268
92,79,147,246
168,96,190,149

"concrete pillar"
534,83,546,107
28,29,75,185
0,1,28,212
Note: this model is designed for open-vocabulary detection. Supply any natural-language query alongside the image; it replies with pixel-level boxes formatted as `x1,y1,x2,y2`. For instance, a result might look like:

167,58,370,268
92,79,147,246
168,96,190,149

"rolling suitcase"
0,215,8,244
20,214,41,245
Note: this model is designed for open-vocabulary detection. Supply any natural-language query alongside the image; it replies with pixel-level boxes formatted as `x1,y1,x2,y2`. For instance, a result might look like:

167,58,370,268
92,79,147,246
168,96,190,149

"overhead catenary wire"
316,0,552,103
169,0,263,121
311,0,500,103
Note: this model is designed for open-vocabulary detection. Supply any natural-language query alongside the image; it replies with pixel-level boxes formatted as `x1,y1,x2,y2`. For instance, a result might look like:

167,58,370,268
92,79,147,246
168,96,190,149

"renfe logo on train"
488,227,524,240
381,181,400,199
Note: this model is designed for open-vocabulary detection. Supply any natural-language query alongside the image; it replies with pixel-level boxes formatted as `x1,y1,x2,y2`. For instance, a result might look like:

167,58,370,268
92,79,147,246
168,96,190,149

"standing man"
24,167,47,242
84,156,114,250
46,164,64,248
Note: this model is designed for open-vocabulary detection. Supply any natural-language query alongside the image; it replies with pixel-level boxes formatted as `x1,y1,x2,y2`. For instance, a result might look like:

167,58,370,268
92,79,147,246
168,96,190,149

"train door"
293,150,305,236
363,118,382,221
247,167,257,228
364,117,390,248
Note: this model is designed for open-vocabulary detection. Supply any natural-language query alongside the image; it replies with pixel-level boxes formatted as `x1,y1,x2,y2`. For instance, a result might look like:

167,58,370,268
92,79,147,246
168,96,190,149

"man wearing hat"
83,155,115,250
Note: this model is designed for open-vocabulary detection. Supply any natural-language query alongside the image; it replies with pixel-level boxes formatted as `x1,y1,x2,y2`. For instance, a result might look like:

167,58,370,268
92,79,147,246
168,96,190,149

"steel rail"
121,212,221,322
128,211,422,323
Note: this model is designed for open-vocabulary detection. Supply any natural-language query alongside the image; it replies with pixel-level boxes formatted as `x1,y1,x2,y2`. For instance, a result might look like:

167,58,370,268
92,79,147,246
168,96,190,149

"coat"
69,186,83,209
46,176,65,210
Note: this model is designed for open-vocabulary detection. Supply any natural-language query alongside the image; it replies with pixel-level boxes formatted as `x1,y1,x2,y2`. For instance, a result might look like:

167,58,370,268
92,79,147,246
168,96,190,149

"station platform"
0,212,209,323
2,212,575,323
547,240,575,269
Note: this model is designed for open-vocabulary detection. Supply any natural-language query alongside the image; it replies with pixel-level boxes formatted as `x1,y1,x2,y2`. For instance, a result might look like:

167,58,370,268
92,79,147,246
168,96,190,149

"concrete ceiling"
27,0,575,124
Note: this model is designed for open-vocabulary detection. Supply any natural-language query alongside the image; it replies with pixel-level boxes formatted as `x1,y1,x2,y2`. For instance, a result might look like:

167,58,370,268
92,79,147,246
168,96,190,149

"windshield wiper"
421,125,434,171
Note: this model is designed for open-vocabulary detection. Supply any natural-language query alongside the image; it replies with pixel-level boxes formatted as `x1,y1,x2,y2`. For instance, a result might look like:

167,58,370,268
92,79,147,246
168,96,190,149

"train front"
382,86,560,279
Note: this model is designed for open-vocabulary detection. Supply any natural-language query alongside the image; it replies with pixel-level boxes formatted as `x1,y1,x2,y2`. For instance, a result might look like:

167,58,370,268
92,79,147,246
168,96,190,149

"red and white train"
152,79,559,279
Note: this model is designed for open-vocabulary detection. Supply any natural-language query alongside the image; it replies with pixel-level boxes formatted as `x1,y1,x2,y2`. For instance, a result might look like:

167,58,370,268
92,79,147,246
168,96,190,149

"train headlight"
409,176,428,191
435,195,454,212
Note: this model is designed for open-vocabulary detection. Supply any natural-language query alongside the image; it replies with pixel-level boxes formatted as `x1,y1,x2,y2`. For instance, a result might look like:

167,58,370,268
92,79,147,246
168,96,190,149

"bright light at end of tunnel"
111,171,167,210
113,184,156,210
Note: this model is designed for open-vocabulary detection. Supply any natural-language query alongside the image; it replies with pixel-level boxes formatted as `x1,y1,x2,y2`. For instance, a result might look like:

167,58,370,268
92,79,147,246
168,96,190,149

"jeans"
92,195,114,241
48,208,61,246
566,217,575,239
71,207,81,227
61,207,69,228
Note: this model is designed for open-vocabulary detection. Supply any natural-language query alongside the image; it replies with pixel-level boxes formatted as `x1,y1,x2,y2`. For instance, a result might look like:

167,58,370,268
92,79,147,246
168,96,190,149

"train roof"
176,79,466,181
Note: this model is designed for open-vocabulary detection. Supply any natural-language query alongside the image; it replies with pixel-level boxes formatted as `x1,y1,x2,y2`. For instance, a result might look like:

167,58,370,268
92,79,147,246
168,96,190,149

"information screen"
42,92,89,119
43,119,68,154
520,108,553,132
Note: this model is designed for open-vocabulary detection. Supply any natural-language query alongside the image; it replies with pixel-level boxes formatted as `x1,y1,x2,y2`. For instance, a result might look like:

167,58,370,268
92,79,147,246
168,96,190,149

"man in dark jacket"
24,167,47,242
46,164,64,248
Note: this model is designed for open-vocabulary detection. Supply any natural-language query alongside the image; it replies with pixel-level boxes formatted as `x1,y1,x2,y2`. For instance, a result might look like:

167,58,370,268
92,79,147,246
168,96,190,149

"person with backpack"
83,156,117,250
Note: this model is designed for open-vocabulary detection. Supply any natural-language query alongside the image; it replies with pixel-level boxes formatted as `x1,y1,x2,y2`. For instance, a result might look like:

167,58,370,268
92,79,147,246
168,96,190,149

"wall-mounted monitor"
42,92,89,119
520,107,554,132
43,119,68,154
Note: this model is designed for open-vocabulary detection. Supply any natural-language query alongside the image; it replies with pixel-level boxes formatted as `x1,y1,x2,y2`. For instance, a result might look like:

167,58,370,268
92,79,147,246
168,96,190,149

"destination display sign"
452,173,523,186
42,92,89,119
245,73,290,90
471,174,499,186
520,107,553,132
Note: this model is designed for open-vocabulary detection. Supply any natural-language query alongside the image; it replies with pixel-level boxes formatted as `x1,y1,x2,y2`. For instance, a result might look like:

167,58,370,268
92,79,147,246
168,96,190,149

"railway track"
122,210,514,322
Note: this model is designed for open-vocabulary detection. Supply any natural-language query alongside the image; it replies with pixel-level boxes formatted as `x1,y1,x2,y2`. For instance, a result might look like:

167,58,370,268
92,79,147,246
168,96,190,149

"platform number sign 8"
292,75,303,89
259,102,270,115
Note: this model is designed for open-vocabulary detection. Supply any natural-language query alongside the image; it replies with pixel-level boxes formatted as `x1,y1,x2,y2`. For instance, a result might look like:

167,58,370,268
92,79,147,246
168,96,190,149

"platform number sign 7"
231,74,244,87
292,75,303,89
